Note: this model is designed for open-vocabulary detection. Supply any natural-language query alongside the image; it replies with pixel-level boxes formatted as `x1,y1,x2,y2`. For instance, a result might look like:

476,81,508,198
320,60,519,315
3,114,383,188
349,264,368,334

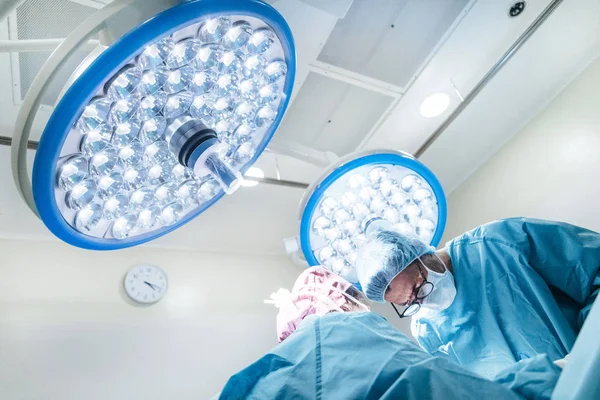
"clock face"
124,265,168,304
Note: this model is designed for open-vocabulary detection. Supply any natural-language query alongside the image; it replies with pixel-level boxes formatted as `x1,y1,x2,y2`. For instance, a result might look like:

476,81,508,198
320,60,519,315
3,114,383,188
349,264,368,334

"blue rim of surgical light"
32,0,296,250
300,152,447,268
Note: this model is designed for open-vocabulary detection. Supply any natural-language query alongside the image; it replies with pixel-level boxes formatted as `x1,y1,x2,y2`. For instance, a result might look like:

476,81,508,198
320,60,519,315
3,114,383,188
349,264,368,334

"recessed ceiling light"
419,93,450,118
241,167,265,187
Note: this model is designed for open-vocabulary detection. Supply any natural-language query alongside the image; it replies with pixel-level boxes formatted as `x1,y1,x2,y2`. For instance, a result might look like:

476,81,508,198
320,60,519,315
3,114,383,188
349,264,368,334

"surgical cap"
267,266,369,342
355,231,435,303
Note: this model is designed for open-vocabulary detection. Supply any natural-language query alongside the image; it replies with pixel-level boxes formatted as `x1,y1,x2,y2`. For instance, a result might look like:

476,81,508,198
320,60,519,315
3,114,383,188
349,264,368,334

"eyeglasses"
391,264,434,318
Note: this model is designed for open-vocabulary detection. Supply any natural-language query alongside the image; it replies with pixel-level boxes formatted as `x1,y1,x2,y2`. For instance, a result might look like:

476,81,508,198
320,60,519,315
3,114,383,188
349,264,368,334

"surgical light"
12,0,295,250
298,150,447,284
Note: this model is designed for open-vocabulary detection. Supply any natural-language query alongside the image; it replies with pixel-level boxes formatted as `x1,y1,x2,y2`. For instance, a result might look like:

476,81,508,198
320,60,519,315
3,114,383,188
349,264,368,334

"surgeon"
215,266,561,400
355,217,600,379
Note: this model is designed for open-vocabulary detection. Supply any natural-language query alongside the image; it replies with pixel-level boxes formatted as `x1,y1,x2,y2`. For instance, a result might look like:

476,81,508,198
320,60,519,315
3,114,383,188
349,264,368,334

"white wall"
0,239,304,400
442,55,600,242
0,238,410,400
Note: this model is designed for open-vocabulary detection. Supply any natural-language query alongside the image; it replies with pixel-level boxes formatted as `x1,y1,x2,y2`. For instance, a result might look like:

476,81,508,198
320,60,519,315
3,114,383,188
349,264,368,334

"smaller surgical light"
299,150,447,284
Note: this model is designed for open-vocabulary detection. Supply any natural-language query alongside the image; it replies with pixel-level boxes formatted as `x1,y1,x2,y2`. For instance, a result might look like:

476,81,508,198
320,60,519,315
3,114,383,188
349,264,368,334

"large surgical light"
11,0,295,249
299,150,447,284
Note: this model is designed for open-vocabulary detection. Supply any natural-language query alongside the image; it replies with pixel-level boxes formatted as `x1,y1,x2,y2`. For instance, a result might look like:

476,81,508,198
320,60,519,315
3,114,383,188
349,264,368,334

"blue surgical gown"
217,312,560,400
411,217,600,379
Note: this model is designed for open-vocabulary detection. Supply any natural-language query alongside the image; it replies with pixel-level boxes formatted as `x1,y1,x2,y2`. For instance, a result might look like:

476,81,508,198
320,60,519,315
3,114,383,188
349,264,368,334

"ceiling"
0,0,599,255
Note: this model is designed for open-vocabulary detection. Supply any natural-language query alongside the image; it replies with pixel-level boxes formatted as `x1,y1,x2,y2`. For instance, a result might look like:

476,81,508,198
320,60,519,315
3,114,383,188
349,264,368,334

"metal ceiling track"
415,0,564,158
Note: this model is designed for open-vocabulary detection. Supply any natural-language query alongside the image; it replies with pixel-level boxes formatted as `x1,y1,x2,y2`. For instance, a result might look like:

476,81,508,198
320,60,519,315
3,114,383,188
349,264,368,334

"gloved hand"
553,354,570,369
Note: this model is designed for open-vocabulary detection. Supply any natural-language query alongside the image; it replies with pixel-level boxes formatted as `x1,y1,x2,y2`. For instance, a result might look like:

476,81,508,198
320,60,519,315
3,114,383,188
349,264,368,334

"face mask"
419,255,456,312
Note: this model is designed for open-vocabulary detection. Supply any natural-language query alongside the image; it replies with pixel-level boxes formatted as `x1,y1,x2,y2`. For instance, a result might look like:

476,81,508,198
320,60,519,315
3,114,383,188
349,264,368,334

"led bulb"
369,167,389,188
122,166,148,191
90,148,118,176
194,44,222,71
112,120,141,147
147,162,172,186
331,258,352,278
353,233,368,248
112,213,138,239
221,21,252,50
340,192,358,210
117,141,144,168
143,141,171,165
264,60,287,83
347,174,368,190
383,207,401,224
324,227,342,242
137,207,161,229
334,238,355,256
96,172,123,200
341,220,360,236
155,182,178,205
254,105,276,127
109,98,139,125
243,55,267,78
351,203,370,221
318,246,337,265
190,70,217,94
333,209,352,225
234,142,256,164
239,79,259,101
413,188,434,206
319,198,338,217
66,179,97,210
401,174,422,193
138,67,168,96
139,118,166,144
164,66,193,94
164,92,193,119
75,203,103,232
198,17,231,43
402,204,423,225
58,156,88,191
103,193,129,220
129,188,156,212
379,179,399,197
214,74,239,98
161,202,184,226
107,66,141,100
77,97,112,132
389,191,409,207
416,219,435,240
369,196,387,215
166,39,199,69
177,179,200,207
312,216,331,236
139,38,173,70
394,222,415,236
190,94,214,120
80,124,111,155
247,28,275,54
218,51,244,74
172,164,193,183
198,179,221,202
257,84,279,105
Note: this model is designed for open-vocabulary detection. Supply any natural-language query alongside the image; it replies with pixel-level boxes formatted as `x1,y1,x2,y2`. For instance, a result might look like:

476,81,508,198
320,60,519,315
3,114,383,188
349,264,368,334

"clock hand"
144,281,157,291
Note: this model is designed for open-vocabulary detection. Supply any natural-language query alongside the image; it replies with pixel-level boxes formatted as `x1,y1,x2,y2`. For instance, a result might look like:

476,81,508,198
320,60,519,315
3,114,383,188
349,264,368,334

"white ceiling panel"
14,0,95,106
318,0,470,89
276,72,394,156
